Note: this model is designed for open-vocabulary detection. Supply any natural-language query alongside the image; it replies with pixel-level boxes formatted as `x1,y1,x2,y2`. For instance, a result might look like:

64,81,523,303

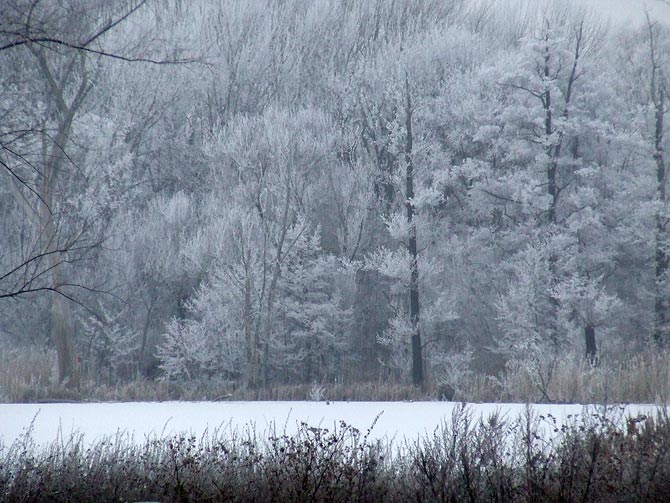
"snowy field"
0,401,662,448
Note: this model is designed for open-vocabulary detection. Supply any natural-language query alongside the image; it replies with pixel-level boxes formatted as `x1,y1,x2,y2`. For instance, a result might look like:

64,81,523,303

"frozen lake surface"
0,401,662,448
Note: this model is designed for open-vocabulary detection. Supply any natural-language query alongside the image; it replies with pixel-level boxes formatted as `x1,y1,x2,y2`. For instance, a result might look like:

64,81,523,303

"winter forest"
3,0,670,403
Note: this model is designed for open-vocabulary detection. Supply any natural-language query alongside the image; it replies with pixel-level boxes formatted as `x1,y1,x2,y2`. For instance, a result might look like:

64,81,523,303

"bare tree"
0,0,190,385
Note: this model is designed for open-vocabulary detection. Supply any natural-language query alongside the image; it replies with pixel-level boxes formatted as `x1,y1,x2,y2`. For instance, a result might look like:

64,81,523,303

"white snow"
0,401,661,448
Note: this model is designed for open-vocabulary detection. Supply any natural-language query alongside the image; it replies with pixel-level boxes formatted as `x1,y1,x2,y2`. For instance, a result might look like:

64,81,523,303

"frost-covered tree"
274,224,352,383
81,307,140,384
479,8,628,360
0,0,195,386
157,105,347,388
3,0,670,393
158,206,352,386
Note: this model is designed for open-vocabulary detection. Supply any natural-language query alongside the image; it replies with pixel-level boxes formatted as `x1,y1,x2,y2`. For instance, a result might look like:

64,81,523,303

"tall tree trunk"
405,75,424,388
258,164,293,389
543,34,560,350
648,14,669,346
565,23,598,361
30,47,89,387
544,40,558,227
39,172,80,387
654,89,668,346
37,190,80,386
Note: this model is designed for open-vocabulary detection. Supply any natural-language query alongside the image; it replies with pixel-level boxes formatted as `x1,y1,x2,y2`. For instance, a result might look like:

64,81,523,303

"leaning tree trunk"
404,75,424,388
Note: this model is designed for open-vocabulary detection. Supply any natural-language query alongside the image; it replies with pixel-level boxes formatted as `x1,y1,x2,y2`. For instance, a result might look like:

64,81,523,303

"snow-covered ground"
0,401,662,448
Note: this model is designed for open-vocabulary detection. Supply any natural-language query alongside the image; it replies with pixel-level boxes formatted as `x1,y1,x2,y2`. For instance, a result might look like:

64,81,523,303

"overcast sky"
480,0,670,26
587,0,670,24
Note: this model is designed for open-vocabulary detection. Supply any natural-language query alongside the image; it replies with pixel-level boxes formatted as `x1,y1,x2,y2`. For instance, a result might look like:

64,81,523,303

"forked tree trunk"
544,21,592,356
31,47,89,387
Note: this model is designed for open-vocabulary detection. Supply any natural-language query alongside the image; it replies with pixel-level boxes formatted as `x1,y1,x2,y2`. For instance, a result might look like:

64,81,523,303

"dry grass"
3,346,670,404
2,406,670,502
0,348,54,402
488,350,670,404
224,382,426,402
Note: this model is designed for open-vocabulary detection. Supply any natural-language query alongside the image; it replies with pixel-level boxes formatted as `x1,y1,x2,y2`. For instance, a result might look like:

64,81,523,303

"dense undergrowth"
2,348,670,404
1,406,670,502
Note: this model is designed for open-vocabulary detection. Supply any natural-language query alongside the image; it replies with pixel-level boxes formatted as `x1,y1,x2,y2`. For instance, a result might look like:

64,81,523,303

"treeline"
1,0,670,395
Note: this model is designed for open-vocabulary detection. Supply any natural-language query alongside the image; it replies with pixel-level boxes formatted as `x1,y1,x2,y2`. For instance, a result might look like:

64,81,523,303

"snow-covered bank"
0,401,662,447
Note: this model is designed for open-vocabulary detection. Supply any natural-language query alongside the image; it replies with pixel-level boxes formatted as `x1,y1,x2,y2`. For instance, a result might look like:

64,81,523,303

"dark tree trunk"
359,105,398,218
541,22,583,352
648,12,669,346
353,269,391,380
584,325,598,364
543,35,561,349
655,90,668,346
545,42,558,227
305,337,313,383
405,75,424,388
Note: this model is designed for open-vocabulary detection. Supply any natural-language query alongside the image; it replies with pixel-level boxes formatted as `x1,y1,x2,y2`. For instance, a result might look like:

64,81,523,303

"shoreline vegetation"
2,405,670,502
2,348,669,405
